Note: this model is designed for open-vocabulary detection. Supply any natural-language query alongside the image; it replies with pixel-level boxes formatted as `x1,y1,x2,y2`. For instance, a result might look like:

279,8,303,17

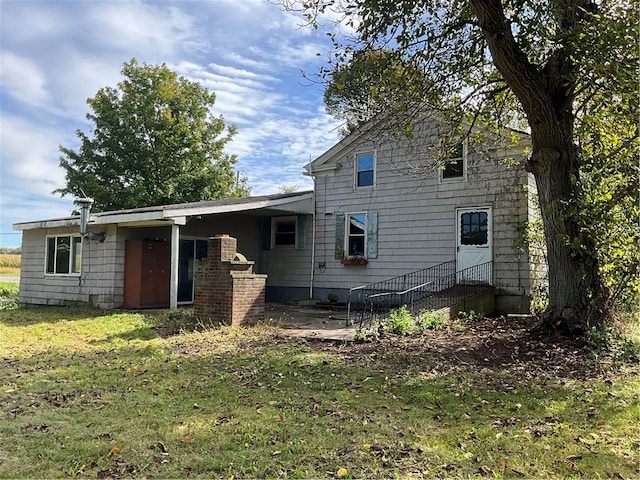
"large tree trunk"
527,140,608,333
471,0,611,333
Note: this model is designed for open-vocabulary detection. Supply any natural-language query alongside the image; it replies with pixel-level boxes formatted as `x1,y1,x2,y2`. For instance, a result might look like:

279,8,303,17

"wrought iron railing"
347,261,492,329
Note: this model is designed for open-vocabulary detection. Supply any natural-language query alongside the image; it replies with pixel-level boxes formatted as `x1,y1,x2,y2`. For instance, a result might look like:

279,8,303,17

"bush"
387,305,415,336
457,310,483,321
354,318,382,343
416,310,447,331
0,283,19,310
586,324,640,364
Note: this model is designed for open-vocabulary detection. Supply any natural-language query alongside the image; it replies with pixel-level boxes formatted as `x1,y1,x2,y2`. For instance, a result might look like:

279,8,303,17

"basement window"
45,235,82,275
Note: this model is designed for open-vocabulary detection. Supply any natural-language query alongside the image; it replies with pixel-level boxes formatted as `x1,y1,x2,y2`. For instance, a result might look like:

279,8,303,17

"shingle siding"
19,225,122,308
309,118,537,310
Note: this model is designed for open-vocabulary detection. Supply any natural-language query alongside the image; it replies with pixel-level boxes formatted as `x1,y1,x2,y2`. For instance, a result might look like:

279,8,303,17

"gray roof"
14,191,313,231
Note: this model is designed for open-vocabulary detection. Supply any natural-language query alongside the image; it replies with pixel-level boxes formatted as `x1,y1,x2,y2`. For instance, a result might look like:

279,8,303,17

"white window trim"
439,140,467,183
44,234,82,276
345,212,368,259
271,216,297,249
354,151,376,190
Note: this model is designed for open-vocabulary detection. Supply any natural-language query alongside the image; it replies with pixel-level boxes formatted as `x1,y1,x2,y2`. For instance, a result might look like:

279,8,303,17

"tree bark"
470,0,610,332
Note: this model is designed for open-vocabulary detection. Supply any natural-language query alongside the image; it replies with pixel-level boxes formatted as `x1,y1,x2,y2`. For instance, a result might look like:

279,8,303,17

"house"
13,114,543,314
303,116,543,314
13,192,315,309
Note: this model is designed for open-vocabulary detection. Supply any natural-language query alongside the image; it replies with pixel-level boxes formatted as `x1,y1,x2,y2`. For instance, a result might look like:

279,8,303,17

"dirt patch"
299,316,602,380
178,303,612,380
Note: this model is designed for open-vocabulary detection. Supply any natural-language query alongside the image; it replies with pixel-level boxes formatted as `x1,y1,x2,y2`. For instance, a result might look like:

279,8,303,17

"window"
355,152,375,188
335,211,378,260
347,213,366,256
460,211,489,245
263,216,306,250
441,142,465,180
274,218,296,247
46,235,82,275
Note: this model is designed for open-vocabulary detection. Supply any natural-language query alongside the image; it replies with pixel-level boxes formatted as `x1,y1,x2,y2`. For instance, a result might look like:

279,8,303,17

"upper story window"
273,217,296,247
46,235,82,275
355,152,375,188
441,141,466,181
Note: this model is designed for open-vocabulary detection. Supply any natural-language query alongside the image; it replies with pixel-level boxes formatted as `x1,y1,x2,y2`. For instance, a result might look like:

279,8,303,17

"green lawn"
0,306,638,479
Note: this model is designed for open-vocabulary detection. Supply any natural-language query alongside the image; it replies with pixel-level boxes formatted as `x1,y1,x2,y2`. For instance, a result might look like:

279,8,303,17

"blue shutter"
335,213,345,259
296,215,306,250
366,210,378,259
262,217,271,250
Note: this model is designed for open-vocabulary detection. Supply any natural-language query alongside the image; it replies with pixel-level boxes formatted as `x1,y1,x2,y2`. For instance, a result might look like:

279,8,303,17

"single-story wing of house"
14,114,546,314
13,191,315,309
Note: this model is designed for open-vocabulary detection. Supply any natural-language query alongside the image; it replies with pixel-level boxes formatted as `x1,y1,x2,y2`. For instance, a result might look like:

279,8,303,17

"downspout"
309,175,317,299
170,223,180,309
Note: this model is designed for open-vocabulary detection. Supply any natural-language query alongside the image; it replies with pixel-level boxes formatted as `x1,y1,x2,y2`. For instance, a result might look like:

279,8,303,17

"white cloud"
84,3,201,57
0,114,67,191
0,0,344,247
0,51,49,106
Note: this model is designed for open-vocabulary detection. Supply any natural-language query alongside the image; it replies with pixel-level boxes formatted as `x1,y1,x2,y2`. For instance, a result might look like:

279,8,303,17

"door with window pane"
178,239,208,303
456,207,492,283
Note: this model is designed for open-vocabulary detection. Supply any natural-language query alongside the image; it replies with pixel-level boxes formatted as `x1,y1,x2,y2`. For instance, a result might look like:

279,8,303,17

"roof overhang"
13,191,314,232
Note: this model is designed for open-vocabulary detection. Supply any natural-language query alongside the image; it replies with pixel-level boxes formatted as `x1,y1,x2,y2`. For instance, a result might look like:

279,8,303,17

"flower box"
340,258,368,265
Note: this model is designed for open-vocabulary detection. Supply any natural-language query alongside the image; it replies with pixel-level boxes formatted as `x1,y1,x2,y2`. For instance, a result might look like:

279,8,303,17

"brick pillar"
194,235,267,326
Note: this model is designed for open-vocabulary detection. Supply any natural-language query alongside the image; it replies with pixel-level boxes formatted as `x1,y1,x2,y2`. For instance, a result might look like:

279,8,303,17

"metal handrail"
347,260,493,329
367,280,435,298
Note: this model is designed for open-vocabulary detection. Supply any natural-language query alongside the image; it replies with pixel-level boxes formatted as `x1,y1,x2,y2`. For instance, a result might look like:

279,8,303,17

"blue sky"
0,0,346,248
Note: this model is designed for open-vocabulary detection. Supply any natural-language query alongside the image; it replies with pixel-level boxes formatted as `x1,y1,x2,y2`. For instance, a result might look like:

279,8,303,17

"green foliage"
0,282,19,310
356,308,462,340
324,49,430,135
386,305,415,335
354,318,383,343
416,310,447,331
457,310,483,322
586,325,640,364
55,58,250,212
530,283,550,316
577,102,639,311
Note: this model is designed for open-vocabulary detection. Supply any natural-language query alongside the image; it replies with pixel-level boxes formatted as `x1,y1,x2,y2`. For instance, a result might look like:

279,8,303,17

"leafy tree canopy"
55,59,250,212
282,0,639,330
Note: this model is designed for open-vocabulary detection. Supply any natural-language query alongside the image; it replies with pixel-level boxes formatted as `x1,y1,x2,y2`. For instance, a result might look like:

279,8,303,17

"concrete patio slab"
264,302,355,342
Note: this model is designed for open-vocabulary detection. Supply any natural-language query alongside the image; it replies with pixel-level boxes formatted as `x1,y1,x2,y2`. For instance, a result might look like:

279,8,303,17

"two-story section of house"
305,114,542,314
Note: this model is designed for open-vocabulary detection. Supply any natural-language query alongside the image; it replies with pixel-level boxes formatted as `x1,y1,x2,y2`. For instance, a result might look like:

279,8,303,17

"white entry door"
456,207,492,283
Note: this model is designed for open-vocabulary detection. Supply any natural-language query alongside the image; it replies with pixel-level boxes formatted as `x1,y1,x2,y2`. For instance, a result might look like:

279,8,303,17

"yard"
0,302,638,479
